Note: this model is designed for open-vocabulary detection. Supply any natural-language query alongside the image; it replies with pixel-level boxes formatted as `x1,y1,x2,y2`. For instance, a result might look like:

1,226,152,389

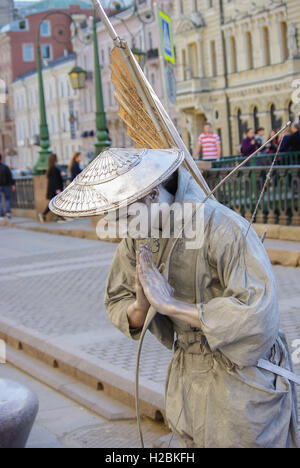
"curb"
0,219,119,243
0,315,166,423
1,218,299,267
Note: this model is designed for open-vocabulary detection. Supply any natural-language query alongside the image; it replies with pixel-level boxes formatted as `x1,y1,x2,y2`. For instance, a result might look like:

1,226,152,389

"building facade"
0,2,92,167
0,0,14,29
174,0,300,156
12,54,84,170
73,0,180,154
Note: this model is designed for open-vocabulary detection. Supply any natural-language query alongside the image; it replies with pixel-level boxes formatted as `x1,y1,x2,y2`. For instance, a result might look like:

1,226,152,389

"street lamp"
68,65,87,90
33,8,111,174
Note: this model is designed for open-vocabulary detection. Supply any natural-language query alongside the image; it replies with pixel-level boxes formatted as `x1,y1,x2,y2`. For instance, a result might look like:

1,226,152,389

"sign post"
154,3,176,114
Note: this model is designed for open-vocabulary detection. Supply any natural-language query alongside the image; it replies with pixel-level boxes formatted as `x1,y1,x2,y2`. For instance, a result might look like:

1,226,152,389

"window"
246,31,254,69
42,44,52,61
262,26,271,66
207,0,214,8
210,40,217,76
23,44,34,62
148,32,153,50
237,109,243,143
18,19,28,31
281,21,288,61
182,49,187,80
270,104,276,129
253,106,259,131
288,101,294,122
230,36,237,73
40,21,50,37
188,42,198,77
179,0,184,14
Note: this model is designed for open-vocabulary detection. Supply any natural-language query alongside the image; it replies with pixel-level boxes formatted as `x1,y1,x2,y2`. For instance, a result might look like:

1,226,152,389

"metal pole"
153,0,170,114
93,9,111,157
92,0,121,44
33,30,51,175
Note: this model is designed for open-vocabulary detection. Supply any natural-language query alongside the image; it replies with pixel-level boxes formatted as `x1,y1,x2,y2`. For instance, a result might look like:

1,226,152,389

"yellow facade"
174,0,300,156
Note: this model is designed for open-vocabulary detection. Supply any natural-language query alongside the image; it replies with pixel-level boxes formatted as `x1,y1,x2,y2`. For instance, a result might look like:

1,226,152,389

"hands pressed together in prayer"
137,244,175,316
127,244,203,330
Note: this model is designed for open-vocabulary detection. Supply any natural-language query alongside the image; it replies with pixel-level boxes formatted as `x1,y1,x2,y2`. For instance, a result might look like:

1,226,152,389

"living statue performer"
50,0,300,448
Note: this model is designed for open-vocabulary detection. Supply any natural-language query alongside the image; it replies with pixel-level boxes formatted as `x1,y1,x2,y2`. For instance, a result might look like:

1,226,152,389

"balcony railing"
204,165,300,226
177,77,210,96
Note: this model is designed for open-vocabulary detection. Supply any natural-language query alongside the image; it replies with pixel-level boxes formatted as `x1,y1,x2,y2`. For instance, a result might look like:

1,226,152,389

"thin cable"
245,138,283,237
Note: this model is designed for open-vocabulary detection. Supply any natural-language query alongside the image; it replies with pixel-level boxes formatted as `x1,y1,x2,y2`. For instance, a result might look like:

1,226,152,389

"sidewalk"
1,363,169,448
0,226,299,431
1,215,300,267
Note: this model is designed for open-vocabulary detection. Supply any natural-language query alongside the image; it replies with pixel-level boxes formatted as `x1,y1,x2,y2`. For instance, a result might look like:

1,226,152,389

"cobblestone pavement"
0,363,168,448
0,227,299,422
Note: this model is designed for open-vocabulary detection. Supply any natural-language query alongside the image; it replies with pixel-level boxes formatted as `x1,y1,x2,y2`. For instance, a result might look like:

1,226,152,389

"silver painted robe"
104,166,300,448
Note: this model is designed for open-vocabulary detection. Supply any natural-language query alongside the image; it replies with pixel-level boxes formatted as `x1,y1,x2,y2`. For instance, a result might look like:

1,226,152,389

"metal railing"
204,165,300,226
11,177,35,210
210,152,300,169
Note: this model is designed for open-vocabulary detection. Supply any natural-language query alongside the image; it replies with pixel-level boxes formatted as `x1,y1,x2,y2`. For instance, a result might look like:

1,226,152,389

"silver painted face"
49,148,184,218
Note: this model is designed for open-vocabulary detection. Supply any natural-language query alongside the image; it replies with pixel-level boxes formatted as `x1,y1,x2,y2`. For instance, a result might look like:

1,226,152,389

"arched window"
288,101,295,122
253,106,259,131
238,109,243,143
230,36,237,73
246,31,254,69
262,26,271,66
270,104,276,129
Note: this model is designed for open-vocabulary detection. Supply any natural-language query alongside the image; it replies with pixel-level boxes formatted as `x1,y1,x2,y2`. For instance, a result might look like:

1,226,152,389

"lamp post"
34,7,111,173
92,10,111,157
33,10,83,175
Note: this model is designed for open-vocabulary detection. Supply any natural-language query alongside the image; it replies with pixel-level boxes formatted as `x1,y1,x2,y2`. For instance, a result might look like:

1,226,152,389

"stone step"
5,344,135,421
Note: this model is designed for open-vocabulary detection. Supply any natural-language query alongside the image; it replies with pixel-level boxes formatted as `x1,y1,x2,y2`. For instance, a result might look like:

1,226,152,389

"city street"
0,225,299,447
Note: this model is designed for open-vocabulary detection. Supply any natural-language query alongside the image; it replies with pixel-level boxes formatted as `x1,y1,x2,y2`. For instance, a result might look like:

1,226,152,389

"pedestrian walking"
280,121,300,152
0,154,15,220
255,127,267,154
69,152,82,182
266,130,280,154
38,154,66,223
193,123,221,161
241,128,256,157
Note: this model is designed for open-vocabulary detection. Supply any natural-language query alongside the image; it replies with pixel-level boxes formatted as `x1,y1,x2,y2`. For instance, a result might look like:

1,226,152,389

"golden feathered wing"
110,42,212,196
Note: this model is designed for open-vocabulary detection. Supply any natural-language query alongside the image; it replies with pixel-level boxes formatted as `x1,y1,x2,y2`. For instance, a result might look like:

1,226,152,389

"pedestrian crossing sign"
158,9,175,65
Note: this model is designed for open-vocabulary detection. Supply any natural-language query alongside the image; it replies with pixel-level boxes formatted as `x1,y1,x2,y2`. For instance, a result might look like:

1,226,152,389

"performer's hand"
137,244,174,315
126,250,151,329
135,263,150,315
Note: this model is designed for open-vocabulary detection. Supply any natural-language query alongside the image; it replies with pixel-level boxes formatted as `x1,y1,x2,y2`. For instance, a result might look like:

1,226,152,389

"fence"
205,165,300,226
11,177,35,210
210,152,300,169
8,167,300,226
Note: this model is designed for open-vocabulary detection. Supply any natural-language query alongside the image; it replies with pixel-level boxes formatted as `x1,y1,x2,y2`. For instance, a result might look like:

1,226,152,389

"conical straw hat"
49,147,184,218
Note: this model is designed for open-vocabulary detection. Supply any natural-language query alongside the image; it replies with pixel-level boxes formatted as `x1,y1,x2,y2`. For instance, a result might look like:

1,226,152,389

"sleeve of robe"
104,238,174,349
198,214,280,367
